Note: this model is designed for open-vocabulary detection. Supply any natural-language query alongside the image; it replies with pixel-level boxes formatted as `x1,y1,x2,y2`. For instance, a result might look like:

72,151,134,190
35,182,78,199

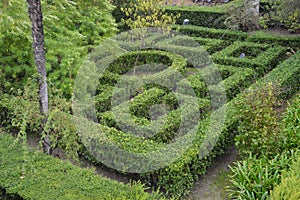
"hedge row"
0,132,159,200
166,8,226,29
214,65,255,100
84,51,300,197
182,65,255,101
142,49,300,196
165,0,245,28
212,41,287,75
98,92,210,143
172,25,248,41
246,31,300,49
192,37,230,54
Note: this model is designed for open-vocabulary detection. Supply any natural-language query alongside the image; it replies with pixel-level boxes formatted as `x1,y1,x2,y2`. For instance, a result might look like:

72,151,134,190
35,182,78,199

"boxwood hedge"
212,41,287,75
85,51,300,197
172,25,248,41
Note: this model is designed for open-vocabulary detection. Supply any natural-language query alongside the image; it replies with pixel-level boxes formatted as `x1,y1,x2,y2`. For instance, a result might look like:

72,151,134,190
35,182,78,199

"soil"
186,146,239,200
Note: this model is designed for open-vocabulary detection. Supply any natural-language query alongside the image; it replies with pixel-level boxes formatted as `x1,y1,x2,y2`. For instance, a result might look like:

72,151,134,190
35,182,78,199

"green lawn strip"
0,132,160,200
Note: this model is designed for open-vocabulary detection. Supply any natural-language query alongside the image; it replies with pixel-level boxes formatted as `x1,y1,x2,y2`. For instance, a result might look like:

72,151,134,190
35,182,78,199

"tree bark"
244,0,260,31
27,0,51,154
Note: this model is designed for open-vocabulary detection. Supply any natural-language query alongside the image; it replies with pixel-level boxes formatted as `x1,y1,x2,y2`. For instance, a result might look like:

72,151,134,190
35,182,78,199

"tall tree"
244,0,260,31
27,0,51,154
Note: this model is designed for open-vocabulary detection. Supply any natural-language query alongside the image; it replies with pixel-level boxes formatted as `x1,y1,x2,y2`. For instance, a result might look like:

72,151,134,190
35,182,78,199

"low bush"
172,25,248,41
212,41,287,76
270,154,300,200
246,31,300,49
0,132,160,200
165,0,245,28
227,150,299,200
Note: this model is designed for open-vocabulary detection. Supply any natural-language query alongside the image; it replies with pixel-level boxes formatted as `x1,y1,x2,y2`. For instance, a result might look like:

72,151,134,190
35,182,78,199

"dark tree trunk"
27,0,52,154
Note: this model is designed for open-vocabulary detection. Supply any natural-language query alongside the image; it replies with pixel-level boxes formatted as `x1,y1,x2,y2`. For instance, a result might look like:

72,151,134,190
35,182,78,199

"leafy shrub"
227,150,299,200
262,0,300,33
0,77,80,159
234,83,283,158
0,0,116,98
270,154,300,200
280,94,300,150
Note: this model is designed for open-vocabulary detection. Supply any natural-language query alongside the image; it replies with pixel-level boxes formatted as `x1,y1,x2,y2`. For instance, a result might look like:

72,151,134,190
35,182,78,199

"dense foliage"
0,0,116,98
227,85,300,199
0,1,299,198
0,132,161,200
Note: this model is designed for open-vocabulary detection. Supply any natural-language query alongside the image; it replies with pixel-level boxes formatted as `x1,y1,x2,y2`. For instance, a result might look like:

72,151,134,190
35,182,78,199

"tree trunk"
244,0,260,31
27,0,52,154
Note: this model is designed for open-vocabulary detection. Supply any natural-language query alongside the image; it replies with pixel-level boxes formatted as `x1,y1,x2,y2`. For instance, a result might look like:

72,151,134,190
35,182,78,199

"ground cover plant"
0,131,161,200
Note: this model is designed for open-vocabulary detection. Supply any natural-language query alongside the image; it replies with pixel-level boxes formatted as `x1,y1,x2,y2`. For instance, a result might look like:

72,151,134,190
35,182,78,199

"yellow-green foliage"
270,154,300,200
121,0,179,30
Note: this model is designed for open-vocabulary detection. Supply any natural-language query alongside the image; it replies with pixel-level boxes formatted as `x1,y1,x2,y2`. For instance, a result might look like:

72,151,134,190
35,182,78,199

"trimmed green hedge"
85,51,300,197
0,132,159,200
212,41,287,75
173,25,248,41
246,31,300,49
193,37,230,54
215,65,255,100
165,0,244,28
166,7,226,29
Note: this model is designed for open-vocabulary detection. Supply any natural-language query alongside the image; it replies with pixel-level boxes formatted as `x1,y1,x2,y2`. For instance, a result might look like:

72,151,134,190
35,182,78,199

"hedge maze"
73,26,300,198
1,11,300,199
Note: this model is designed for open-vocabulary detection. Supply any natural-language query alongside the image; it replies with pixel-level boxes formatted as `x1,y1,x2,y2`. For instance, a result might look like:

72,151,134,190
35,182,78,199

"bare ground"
186,146,239,200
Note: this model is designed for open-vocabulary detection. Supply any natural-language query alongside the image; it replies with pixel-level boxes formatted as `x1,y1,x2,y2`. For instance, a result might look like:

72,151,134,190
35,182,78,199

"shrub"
0,77,80,159
173,25,248,41
212,41,287,76
0,132,160,200
246,31,300,49
227,150,299,200
280,94,300,150
270,154,300,200
233,83,283,158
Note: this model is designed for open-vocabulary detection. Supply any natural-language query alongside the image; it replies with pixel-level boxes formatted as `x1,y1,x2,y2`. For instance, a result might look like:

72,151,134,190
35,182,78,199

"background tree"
244,0,260,31
225,0,260,31
263,0,300,33
120,0,178,30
